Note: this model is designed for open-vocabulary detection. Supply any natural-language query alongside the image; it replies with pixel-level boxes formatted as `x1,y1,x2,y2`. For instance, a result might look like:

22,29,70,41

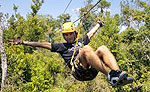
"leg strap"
71,60,98,81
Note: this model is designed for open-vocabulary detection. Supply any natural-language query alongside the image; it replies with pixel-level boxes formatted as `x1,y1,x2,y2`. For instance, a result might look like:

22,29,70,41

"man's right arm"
23,41,52,50
9,39,52,50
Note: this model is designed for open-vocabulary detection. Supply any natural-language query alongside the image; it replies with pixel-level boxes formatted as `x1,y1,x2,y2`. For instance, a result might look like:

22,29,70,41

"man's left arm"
87,19,104,40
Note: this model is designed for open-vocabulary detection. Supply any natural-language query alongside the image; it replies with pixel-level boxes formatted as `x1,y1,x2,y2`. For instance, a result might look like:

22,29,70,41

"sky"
0,0,122,22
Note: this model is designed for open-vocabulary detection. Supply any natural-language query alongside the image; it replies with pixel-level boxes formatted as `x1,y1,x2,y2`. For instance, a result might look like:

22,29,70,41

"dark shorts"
71,61,98,81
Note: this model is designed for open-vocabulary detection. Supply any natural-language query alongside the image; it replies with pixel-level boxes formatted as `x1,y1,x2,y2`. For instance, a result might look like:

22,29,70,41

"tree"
2,0,150,91
0,13,7,91
13,4,18,15
31,0,44,16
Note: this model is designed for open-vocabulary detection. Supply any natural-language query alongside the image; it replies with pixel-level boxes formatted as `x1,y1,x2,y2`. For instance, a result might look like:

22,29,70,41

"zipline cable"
63,0,73,14
73,0,101,23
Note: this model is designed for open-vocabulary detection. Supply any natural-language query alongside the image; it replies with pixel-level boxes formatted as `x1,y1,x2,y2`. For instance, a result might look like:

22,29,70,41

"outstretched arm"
9,39,52,50
87,19,104,40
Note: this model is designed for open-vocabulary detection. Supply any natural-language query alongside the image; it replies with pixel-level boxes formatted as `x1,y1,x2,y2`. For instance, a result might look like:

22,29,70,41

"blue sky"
0,0,122,22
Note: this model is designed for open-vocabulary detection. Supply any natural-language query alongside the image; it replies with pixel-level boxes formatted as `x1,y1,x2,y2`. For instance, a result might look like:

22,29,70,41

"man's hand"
9,39,23,45
97,18,105,27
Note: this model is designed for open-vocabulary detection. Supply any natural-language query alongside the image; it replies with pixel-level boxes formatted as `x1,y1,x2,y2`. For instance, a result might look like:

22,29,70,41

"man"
9,20,133,87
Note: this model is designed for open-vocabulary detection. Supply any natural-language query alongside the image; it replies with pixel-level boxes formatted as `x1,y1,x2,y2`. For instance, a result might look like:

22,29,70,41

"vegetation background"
0,0,150,91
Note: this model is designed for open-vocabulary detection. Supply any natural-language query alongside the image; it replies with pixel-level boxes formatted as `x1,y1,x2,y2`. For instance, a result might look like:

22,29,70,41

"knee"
82,45,93,53
96,45,109,54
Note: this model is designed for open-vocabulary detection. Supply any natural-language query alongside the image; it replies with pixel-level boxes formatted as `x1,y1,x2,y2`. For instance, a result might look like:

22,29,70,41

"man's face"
63,32,76,43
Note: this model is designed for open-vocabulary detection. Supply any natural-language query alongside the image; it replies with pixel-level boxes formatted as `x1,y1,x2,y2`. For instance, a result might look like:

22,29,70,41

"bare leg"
95,45,120,71
77,45,110,75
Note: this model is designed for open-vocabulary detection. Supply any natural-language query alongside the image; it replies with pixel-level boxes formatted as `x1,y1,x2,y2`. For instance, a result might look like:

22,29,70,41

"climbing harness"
70,22,82,67
69,0,102,74
62,0,102,81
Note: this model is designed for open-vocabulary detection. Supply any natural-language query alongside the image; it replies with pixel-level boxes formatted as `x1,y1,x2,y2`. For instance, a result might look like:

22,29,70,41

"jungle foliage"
0,0,150,91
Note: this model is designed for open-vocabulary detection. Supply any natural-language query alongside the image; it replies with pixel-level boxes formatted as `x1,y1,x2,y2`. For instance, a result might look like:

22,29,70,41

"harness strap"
70,22,82,68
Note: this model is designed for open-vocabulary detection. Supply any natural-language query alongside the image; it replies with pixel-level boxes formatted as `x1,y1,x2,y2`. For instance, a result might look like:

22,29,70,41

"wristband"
23,41,29,45
97,20,104,27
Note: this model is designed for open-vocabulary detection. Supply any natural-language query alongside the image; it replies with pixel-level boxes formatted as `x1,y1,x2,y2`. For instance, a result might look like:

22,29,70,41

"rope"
70,22,82,67
63,0,73,14
73,0,101,23
70,0,102,68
